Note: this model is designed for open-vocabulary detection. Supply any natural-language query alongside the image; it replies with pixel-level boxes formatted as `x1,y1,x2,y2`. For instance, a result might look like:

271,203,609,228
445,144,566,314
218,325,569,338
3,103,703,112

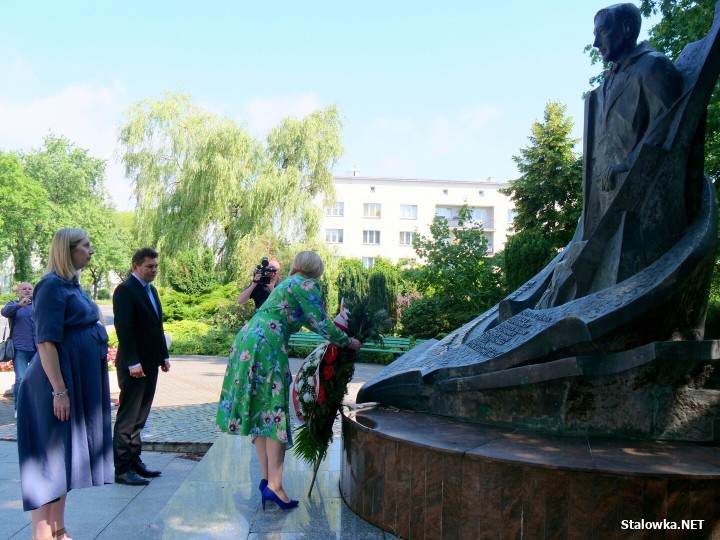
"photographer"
1,282,36,418
237,258,281,309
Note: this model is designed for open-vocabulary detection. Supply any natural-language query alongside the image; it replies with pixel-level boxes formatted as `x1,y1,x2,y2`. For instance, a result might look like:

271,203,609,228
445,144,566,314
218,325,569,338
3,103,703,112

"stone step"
157,432,395,539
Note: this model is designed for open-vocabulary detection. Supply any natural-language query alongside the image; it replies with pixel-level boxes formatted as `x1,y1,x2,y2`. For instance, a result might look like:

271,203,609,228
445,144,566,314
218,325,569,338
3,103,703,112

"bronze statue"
538,4,684,308
358,3,720,441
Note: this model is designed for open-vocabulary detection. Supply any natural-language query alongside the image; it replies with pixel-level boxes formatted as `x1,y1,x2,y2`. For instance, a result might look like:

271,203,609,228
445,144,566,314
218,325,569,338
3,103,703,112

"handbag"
0,326,14,362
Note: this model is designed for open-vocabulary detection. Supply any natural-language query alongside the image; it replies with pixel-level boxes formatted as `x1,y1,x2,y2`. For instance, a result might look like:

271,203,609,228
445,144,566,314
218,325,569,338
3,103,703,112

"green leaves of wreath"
293,293,391,469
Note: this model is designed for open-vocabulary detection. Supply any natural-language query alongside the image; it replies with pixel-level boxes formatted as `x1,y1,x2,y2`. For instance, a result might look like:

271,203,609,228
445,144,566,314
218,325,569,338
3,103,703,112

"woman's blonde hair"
289,251,324,279
46,228,88,280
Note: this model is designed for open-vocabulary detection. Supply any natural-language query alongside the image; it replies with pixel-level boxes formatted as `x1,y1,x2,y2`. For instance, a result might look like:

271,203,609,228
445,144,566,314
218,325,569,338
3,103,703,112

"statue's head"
593,3,642,63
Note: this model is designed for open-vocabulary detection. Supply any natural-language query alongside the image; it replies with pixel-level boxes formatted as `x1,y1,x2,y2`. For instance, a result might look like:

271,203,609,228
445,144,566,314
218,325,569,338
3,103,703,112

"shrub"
158,283,245,325
107,323,234,356
97,288,111,300
164,248,218,295
400,296,451,339
357,350,395,365
503,229,556,291
214,298,254,332
107,329,118,347
165,320,235,356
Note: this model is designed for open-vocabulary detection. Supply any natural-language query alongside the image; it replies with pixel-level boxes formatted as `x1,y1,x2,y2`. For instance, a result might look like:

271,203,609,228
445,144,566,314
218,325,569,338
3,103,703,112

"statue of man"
536,3,683,308
585,3,683,236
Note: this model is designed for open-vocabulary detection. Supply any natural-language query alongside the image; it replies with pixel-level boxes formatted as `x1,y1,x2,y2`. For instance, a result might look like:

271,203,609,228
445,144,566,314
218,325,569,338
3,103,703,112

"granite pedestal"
340,407,720,539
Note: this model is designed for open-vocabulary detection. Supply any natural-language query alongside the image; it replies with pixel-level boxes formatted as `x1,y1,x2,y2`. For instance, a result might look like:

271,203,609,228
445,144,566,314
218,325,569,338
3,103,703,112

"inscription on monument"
465,311,556,358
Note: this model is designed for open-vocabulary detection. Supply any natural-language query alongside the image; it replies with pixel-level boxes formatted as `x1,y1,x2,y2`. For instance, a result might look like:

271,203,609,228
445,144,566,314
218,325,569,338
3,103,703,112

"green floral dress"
216,273,350,446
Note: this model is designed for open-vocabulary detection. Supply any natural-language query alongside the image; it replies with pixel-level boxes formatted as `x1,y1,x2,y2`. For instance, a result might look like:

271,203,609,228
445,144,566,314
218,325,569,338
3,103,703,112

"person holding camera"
237,257,281,309
1,282,37,418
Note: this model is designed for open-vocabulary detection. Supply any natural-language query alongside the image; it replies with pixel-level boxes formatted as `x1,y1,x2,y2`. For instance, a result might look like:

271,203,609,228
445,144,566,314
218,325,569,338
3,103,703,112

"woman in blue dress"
17,228,113,540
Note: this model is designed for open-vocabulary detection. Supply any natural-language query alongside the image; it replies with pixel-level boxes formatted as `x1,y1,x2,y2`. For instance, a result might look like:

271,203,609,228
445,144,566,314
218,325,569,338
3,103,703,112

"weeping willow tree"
118,92,343,278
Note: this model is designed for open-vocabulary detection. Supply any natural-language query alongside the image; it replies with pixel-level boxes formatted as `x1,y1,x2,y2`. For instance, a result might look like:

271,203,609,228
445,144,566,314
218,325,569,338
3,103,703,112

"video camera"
255,257,278,285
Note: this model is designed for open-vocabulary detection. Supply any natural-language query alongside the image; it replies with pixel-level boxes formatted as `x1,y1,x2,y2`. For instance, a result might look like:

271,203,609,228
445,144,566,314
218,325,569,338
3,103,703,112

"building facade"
321,176,516,268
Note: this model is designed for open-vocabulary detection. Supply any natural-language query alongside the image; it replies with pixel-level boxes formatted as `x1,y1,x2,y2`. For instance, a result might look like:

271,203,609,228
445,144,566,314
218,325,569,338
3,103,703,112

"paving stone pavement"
0,355,384,451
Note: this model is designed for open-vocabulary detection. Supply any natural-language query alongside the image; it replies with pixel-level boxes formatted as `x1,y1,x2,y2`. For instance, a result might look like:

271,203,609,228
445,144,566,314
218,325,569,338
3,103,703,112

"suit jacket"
113,275,169,371
585,41,682,239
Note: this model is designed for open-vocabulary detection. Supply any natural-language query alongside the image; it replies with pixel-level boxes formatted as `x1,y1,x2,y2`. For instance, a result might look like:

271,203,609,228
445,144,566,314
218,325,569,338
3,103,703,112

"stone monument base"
340,408,720,539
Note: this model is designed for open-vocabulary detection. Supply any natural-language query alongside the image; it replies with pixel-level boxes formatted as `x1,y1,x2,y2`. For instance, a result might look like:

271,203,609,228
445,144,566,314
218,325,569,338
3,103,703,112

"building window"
325,228,344,244
485,232,495,254
399,231,416,245
362,257,375,269
363,230,381,244
325,202,344,217
507,209,518,223
363,203,381,218
399,258,417,267
399,204,418,219
473,207,494,228
435,207,453,221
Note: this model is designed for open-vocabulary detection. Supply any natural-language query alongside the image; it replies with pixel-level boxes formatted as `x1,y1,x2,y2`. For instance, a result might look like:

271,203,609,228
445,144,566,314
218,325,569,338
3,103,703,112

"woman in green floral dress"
216,251,361,508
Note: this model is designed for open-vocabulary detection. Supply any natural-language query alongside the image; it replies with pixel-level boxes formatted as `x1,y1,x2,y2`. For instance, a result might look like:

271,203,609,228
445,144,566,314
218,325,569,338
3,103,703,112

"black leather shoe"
115,470,150,486
133,461,161,478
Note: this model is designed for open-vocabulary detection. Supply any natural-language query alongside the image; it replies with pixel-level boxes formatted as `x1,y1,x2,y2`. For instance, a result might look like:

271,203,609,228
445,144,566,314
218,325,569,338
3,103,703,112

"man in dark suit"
112,247,170,485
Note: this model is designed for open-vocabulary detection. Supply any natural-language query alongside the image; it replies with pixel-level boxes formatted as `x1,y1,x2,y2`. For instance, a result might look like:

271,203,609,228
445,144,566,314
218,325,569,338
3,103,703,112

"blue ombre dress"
17,271,113,511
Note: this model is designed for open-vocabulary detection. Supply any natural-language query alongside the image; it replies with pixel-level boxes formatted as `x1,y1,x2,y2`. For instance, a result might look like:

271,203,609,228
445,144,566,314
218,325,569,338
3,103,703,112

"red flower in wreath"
324,345,338,364
322,365,335,381
317,385,326,404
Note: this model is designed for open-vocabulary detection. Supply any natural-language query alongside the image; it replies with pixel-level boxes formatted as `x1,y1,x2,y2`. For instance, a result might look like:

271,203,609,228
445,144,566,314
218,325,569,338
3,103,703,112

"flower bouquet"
291,293,390,496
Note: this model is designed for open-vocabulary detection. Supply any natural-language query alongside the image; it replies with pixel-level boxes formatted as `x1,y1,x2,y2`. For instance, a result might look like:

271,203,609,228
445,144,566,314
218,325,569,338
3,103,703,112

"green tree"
164,247,217,295
118,92,343,276
500,101,583,251
368,258,403,331
403,205,503,337
22,135,108,225
21,135,121,295
502,228,556,291
111,211,136,280
640,0,719,183
82,210,132,299
0,152,51,281
336,258,369,304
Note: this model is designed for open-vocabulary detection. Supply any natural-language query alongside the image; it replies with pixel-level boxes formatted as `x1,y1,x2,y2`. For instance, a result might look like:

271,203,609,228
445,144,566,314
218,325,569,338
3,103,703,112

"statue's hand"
599,164,629,191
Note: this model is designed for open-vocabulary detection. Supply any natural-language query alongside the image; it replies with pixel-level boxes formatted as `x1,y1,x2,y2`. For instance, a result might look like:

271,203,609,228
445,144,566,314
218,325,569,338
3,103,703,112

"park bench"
288,332,424,357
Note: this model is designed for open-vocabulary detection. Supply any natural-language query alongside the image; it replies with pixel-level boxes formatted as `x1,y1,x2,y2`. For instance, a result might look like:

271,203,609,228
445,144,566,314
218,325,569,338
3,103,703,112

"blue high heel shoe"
259,479,268,493
261,486,299,510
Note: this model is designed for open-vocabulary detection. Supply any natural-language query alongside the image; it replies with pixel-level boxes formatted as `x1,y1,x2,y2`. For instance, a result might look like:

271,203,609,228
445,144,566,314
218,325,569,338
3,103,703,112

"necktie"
145,284,159,318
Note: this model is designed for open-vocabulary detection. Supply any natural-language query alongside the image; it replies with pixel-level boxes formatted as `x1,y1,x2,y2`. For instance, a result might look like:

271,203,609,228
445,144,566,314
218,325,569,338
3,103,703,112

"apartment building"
322,176,516,268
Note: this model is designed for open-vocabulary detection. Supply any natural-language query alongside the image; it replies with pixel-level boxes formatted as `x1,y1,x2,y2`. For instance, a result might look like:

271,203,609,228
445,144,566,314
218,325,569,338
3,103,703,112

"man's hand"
161,360,171,372
129,365,146,378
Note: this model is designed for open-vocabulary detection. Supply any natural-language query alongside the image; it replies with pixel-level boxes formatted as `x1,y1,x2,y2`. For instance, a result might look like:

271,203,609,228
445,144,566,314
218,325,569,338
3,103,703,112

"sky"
0,1,659,211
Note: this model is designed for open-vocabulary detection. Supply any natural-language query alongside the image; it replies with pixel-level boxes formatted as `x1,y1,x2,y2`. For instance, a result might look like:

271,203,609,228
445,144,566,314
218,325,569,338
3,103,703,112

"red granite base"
340,407,720,540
